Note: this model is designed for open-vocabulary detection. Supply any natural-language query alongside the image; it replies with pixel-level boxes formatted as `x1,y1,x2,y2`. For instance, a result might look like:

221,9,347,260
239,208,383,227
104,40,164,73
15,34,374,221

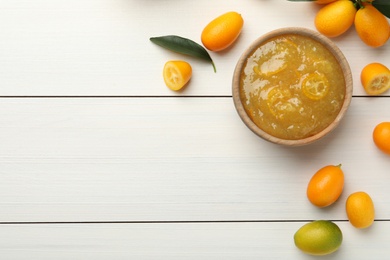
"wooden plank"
0,221,388,259
0,97,389,222
0,0,388,96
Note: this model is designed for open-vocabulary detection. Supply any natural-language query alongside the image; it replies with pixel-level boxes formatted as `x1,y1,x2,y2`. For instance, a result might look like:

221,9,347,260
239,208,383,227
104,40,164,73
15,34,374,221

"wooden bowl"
232,27,353,146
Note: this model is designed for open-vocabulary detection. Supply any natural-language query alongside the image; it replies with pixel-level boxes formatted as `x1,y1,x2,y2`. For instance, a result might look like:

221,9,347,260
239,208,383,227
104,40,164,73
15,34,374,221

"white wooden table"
1,0,390,259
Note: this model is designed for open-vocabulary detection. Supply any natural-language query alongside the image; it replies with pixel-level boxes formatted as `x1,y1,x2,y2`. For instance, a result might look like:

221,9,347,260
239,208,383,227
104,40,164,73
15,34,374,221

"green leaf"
150,35,216,72
373,0,390,19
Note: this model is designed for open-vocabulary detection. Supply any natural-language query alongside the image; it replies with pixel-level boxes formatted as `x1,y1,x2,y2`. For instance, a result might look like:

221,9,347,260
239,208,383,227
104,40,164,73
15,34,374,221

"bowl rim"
232,27,353,146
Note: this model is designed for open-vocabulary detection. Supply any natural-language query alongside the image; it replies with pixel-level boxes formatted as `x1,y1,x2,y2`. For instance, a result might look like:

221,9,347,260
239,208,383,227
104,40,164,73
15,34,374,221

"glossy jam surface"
240,34,345,140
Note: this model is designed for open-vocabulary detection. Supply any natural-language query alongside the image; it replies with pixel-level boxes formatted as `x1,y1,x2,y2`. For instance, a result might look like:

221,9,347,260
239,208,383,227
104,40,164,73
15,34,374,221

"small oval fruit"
307,164,344,207
373,122,390,155
163,60,192,91
294,220,343,256
346,191,375,229
201,11,244,52
355,4,390,47
314,0,357,37
360,62,390,95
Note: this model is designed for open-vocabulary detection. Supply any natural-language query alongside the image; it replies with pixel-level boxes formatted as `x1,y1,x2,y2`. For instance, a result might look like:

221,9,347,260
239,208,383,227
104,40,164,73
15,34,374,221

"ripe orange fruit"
307,164,344,208
315,0,337,4
360,62,390,95
163,60,192,91
346,191,375,229
201,11,244,52
314,0,357,37
355,4,390,47
373,122,390,155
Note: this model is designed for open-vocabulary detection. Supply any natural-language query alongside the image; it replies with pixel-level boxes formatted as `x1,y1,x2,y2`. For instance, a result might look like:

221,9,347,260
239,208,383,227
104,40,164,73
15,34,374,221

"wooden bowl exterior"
232,27,353,146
